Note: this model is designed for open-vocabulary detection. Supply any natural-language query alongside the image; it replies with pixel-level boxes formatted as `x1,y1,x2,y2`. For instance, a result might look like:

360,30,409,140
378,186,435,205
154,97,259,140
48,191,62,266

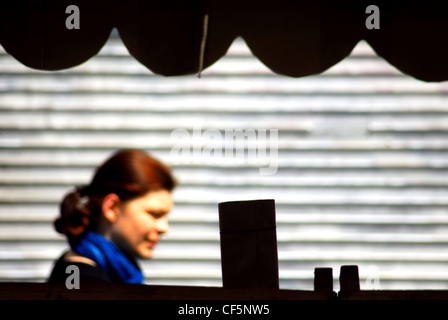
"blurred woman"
48,149,176,284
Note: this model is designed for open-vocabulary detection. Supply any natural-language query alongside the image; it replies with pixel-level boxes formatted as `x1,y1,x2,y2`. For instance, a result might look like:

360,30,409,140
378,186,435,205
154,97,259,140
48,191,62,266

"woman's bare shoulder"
64,250,97,267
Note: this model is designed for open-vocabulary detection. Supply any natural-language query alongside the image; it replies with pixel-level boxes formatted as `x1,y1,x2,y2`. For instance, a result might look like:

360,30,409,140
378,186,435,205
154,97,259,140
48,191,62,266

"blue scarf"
70,231,144,284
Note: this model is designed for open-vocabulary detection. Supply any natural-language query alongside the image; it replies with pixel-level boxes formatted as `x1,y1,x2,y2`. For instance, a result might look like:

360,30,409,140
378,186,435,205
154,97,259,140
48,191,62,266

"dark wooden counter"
0,282,335,300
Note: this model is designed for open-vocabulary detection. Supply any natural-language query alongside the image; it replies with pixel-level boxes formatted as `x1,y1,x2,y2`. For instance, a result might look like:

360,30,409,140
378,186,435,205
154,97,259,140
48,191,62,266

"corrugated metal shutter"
1,30,448,290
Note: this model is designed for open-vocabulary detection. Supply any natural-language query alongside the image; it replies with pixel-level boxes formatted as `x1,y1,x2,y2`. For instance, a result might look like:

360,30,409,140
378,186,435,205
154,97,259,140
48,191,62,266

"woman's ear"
102,193,121,223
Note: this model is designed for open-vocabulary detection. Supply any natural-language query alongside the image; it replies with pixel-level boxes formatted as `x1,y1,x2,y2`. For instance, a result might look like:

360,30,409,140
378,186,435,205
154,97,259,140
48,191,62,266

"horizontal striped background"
1,30,448,290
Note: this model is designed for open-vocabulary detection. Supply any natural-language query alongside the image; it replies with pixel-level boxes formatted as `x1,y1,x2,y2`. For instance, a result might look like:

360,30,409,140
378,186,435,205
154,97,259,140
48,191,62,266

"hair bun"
54,190,91,238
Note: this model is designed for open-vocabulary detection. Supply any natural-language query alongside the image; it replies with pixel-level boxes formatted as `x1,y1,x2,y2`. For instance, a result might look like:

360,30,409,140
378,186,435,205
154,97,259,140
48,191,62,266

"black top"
47,252,113,283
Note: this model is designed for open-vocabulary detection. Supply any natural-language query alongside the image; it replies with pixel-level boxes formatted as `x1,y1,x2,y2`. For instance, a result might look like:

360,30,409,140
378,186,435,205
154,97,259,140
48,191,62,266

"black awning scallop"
116,0,234,76
363,0,448,82
232,0,362,77
0,0,113,71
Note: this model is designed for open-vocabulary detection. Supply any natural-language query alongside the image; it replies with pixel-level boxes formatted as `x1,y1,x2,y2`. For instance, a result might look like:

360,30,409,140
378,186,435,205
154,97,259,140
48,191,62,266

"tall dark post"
218,199,279,290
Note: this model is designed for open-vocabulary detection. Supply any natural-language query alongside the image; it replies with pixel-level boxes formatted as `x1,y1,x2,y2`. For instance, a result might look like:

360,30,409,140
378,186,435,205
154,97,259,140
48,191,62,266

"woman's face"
108,190,173,259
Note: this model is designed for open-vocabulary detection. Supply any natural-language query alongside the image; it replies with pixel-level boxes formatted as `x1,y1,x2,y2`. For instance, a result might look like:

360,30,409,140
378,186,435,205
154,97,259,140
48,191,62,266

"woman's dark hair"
54,149,176,240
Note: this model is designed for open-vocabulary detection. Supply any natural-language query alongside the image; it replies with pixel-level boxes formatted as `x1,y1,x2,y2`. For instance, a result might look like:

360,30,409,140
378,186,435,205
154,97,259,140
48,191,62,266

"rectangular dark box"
218,199,279,290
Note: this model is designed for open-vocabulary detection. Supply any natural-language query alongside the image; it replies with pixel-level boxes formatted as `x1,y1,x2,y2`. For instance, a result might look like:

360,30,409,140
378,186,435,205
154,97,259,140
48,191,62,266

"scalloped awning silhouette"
1,0,447,82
